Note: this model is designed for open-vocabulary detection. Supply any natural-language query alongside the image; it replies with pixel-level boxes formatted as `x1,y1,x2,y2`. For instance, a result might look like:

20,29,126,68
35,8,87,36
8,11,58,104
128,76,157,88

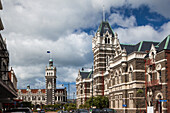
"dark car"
89,108,101,113
75,109,88,113
101,108,116,113
4,107,33,113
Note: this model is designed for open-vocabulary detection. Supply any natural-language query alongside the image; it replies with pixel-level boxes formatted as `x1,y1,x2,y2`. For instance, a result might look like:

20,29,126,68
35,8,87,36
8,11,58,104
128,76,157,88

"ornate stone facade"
17,59,67,105
76,20,170,113
0,0,18,109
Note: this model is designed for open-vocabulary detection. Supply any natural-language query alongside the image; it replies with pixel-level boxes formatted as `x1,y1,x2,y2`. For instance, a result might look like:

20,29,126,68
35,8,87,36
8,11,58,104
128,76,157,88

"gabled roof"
97,21,114,37
80,71,92,79
157,35,170,52
55,89,64,92
121,41,159,55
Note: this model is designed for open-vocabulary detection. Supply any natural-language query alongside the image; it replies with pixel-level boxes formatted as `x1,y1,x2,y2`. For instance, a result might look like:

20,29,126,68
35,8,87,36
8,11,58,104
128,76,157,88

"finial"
103,5,105,22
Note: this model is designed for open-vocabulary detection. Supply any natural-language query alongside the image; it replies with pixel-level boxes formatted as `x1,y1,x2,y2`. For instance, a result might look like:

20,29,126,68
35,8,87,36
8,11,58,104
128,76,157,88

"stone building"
76,70,92,106
76,19,170,113
17,59,67,105
0,0,18,109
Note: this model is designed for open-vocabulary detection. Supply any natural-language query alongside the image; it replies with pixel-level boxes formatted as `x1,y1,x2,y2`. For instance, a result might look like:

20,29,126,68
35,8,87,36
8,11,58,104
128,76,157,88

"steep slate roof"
80,71,92,79
55,89,64,92
157,35,170,52
97,21,114,37
19,89,46,93
121,41,159,55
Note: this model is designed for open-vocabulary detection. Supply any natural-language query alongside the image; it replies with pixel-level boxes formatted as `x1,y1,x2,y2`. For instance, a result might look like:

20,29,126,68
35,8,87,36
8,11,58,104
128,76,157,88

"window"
115,95,119,108
150,73,152,81
48,82,52,89
119,95,123,108
108,38,110,43
159,71,161,82
115,76,117,85
129,93,133,108
105,38,107,43
119,75,121,84
129,68,133,82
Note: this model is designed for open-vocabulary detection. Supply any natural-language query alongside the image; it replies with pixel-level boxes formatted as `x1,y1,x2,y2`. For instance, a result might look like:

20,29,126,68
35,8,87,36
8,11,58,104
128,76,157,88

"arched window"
108,38,110,44
129,68,133,82
115,76,117,85
48,82,52,89
105,38,107,43
119,70,122,83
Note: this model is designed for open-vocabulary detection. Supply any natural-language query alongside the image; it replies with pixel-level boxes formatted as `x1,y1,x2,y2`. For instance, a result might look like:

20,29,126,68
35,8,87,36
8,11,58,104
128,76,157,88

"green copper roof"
138,41,143,51
164,35,170,49
87,71,92,78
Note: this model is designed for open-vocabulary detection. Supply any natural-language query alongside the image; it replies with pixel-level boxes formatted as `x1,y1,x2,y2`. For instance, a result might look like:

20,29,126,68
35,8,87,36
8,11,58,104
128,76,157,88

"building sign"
123,104,127,107
159,100,167,102
147,106,154,113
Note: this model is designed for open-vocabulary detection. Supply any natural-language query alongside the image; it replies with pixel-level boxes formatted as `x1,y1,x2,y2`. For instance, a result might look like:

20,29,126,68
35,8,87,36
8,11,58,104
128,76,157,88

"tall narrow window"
129,93,133,108
129,68,133,82
159,71,161,83
119,95,122,108
105,38,107,43
115,95,118,108
108,38,110,44
115,76,117,85
150,73,152,81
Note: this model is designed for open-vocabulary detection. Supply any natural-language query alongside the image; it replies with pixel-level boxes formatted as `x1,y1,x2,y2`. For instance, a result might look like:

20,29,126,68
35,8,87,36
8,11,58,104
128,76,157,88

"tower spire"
103,5,105,22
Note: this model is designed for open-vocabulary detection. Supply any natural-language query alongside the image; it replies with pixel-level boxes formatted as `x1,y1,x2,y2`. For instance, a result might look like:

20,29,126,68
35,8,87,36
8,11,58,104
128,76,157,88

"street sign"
159,100,167,102
123,104,127,107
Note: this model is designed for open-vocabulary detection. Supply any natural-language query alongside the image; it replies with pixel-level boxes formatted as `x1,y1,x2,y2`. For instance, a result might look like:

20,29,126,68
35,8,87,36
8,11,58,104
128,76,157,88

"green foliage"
137,89,144,94
64,103,76,111
80,96,109,109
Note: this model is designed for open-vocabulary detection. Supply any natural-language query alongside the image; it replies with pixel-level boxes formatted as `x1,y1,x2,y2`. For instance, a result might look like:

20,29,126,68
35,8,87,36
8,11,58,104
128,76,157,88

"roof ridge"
87,71,92,78
121,43,135,46
164,35,170,49
138,41,143,51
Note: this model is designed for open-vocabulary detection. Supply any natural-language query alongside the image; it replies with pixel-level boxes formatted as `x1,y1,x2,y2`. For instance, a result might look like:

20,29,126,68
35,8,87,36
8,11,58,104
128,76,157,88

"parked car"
101,108,116,113
4,107,33,113
75,109,88,113
57,110,68,113
38,109,45,113
89,108,101,113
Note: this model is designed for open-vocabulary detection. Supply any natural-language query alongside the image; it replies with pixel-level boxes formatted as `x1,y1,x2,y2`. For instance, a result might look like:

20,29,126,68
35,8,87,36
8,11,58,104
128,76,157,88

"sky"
1,0,170,99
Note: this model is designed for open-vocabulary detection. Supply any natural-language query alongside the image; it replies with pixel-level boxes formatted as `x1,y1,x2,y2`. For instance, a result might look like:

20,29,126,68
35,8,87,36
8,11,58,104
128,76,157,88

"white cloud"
114,22,170,44
109,13,136,28
1,0,169,90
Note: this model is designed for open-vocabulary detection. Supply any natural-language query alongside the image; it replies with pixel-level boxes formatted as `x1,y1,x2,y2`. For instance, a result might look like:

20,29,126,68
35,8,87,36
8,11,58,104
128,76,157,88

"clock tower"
45,58,56,105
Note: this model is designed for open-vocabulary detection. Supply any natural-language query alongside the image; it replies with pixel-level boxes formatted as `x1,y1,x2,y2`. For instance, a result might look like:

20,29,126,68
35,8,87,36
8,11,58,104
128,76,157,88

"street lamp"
82,66,93,107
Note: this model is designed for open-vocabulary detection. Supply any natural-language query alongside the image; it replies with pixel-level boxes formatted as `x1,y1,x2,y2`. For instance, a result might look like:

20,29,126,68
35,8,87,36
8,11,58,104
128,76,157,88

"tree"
85,96,109,109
